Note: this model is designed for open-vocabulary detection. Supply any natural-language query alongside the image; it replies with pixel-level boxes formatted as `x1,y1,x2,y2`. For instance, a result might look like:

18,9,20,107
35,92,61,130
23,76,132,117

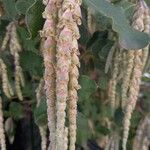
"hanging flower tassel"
55,0,81,149
133,116,150,150
1,22,25,100
9,22,25,101
41,0,58,149
0,59,14,98
0,97,6,150
122,1,150,149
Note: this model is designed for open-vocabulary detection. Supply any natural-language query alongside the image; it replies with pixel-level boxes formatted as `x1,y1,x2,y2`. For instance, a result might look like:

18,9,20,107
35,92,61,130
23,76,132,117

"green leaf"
9,102,24,120
25,0,44,38
84,0,150,50
98,75,108,90
2,0,18,19
78,75,97,100
34,100,47,126
17,27,39,53
98,41,114,61
20,51,43,77
15,0,33,15
77,112,92,145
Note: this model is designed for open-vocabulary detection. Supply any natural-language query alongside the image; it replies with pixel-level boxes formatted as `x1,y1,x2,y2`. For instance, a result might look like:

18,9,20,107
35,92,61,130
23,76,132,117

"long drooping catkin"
109,47,121,110
67,1,81,149
87,7,96,34
41,0,58,149
122,1,149,149
39,127,47,150
36,78,44,107
1,22,25,100
133,116,150,150
121,1,145,108
36,79,47,150
0,97,6,150
122,50,143,150
10,23,24,101
0,59,14,98
55,5,72,149
142,2,150,68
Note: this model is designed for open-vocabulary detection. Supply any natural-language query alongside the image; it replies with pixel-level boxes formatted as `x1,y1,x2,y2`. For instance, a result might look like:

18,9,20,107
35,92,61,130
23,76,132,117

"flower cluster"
41,0,82,149
1,22,25,101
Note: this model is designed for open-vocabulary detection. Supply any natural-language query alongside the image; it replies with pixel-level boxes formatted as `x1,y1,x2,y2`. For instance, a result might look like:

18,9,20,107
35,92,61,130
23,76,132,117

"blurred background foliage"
0,0,149,149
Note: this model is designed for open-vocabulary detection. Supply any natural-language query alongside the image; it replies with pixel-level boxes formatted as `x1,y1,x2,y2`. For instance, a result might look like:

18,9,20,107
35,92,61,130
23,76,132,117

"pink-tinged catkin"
56,14,72,150
0,97,6,150
122,2,146,150
41,0,58,149
55,0,81,149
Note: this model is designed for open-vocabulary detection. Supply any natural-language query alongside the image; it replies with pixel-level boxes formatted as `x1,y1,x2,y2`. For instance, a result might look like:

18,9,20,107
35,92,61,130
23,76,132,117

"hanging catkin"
121,1,145,108
9,22,25,101
39,126,47,150
133,116,150,150
1,22,25,100
0,59,14,98
142,2,150,68
41,0,81,149
36,78,44,107
67,1,81,149
0,97,6,150
122,1,150,149
41,0,58,149
36,79,47,150
108,46,121,110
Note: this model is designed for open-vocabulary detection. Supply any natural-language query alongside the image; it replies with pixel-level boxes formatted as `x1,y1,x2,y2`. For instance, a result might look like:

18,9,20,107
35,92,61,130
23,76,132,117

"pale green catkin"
122,1,150,150
87,7,96,34
0,59,14,98
142,2,150,69
121,0,145,109
133,116,150,150
1,22,24,100
0,97,6,150
109,47,121,111
39,127,47,150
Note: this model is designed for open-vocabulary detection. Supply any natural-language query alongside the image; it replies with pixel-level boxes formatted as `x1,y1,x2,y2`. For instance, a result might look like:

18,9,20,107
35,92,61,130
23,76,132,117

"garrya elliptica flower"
0,59,14,98
1,22,25,101
0,97,6,150
133,116,150,150
122,1,150,150
41,0,81,149
41,0,58,149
